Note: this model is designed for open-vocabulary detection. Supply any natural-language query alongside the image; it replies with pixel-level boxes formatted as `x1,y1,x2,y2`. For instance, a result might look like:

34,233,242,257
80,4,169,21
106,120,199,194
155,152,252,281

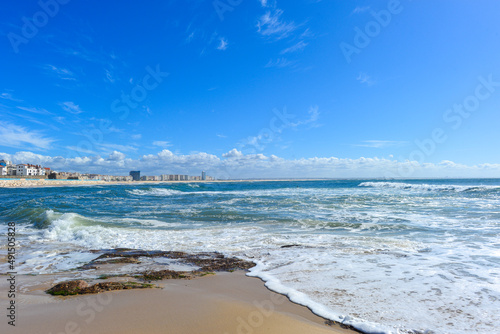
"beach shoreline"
0,270,358,334
0,178,325,188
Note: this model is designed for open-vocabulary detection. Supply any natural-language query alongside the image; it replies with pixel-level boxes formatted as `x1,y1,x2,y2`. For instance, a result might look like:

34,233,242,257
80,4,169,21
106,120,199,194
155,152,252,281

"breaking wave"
358,181,500,193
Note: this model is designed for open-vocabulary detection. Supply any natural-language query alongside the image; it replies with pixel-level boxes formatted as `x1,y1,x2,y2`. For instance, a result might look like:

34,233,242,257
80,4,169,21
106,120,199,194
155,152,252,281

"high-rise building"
201,171,206,180
129,171,141,181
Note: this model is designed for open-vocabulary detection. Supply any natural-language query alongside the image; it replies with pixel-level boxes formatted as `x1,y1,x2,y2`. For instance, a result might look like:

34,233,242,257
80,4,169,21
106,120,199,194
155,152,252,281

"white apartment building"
16,164,46,176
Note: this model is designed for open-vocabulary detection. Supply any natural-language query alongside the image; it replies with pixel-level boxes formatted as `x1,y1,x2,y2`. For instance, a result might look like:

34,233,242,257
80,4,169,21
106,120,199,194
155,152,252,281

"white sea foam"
359,181,500,192
5,208,500,334
3,180,499,334
127,188,184,196
119,217,187,228
248,262,396,334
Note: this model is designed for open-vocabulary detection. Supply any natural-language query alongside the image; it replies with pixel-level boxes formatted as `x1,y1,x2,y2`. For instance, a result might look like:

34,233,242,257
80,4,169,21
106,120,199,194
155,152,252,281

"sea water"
0,179,499,333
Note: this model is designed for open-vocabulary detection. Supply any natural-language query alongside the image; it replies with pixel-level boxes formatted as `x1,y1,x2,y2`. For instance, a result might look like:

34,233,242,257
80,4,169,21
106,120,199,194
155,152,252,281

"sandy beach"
0,271,358,334
0,178,108,187
0,178,326,188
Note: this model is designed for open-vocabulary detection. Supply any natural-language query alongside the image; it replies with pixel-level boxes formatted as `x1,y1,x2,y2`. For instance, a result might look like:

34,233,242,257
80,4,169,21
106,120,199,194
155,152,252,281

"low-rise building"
16,164,46,176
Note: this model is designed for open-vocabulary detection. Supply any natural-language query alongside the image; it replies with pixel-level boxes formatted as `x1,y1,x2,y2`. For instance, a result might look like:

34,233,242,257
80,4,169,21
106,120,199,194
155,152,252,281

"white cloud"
265,57,295,68
237,106,319,153
153,141,171,148
1,149,499,179
217,37,228,50
186,31,195,43
65,146,96,155
357,72,375,86
97,143,138,152
107,151,126,161
290,106,320,127
0,122,55,150
352,6,370,14
60,101,84,114
257,9,297,40
131,134,142,140
45,65,76,81
105,69,115,83
222,148,243,158
0,92,23,102
280,41,308,54
16,106,53,115
355,140,408,148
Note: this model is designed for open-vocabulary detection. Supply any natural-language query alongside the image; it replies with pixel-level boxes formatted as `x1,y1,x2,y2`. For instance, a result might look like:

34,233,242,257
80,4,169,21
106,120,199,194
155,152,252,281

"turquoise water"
1,179,499,333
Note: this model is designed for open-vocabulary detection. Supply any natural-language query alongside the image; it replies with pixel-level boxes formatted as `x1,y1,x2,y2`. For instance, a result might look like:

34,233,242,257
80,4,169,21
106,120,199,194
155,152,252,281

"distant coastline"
2,177,499,188
0,178,332,188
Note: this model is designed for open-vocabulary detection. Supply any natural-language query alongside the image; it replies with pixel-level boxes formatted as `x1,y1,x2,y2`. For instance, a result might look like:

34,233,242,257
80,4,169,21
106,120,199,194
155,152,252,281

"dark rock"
141,270,192,281
46,280,155,296
46,280,89,296
79,249,255,273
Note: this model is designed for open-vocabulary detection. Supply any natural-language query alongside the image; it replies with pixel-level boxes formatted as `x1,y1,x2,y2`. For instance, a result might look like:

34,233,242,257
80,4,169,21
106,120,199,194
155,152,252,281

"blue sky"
1,0,499,178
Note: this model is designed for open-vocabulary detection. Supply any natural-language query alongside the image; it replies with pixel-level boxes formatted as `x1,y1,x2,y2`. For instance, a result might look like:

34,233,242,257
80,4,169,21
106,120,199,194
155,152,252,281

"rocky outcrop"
46,280,154,296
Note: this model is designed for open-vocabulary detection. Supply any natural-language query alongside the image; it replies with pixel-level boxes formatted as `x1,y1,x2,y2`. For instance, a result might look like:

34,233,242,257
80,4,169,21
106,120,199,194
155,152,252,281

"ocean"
1,179,499,334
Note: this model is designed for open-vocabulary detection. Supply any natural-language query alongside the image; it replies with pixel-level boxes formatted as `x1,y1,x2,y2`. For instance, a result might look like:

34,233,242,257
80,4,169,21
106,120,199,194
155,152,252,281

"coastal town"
0,159,212,182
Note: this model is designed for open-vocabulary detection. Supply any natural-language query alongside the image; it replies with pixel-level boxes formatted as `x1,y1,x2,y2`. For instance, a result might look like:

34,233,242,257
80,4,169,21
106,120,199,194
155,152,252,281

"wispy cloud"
355,140,408,148
265,57,295,68
0,121,55,150
257,9,297,40
357,72,375,86
217,37,228,50
280,40,308,54
60,101,84,114
153,141,172,148
105,69,115,83
65,145,96,155
0,92,23,102
185,31,195,43
16,106,53,115
97,142,138,153
352,6,370,14
290,105,320,128
238,106,319,153
45,64,76,81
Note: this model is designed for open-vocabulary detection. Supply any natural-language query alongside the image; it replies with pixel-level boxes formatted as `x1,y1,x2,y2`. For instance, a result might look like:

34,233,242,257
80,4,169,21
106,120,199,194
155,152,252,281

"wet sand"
0,271,358,334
